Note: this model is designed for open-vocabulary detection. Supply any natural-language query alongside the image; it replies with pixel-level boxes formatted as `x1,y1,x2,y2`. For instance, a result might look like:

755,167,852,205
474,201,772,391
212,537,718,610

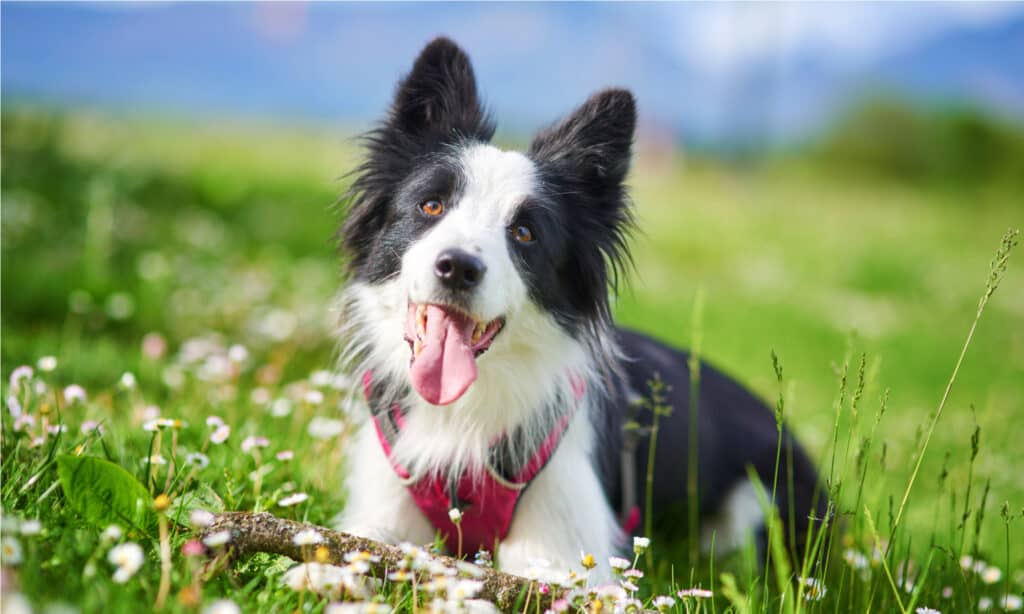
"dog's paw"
334,524,401,545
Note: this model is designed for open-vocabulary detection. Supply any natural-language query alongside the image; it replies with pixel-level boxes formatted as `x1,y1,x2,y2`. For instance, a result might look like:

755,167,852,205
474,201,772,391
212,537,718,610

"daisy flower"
37,356,58,372
108,542,144,583
63,385,87,405
278,493,310,507
2,536,23,565
293,529,325,546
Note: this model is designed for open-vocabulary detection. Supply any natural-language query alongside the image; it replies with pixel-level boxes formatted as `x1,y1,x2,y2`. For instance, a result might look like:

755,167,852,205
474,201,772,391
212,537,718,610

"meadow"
2,108,1022,613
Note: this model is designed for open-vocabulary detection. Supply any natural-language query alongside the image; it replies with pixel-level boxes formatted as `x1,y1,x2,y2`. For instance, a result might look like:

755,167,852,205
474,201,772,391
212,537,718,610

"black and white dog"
335,38,825,577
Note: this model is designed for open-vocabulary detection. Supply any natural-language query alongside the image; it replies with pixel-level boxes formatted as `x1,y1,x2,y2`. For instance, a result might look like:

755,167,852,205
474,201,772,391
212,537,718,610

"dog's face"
341,38,635,406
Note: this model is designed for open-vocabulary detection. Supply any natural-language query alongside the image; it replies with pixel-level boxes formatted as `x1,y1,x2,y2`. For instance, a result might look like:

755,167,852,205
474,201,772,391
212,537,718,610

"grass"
2,108,1022,613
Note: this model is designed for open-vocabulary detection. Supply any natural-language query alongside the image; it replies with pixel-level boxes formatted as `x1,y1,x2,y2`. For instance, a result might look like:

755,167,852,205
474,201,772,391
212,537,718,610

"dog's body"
335,38,824,576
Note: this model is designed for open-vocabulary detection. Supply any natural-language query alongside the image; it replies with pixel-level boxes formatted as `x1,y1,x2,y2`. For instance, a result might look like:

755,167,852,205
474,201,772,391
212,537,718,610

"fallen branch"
203,512,563,610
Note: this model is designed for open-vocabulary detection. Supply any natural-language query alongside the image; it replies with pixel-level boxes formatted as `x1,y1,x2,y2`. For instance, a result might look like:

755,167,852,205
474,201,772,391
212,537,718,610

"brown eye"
420,199,445,217
514,224,535,244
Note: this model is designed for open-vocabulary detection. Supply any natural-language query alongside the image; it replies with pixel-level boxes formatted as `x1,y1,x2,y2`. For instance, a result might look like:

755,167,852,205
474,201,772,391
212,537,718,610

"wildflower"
653,596,676,611
154,494,171,513
37,356,58,372
241,435,269,453
227,344,249,364
47,424,68,435
119,372,137,389
9,365,33,388
801,577,827,601
632,536,650,555
276,450,294,461
108,542,145,583
203,599,241,614
2,536,23,565
580,552,597,570
982,565,1003,584
102,525,123,541
206,416,225,428
210,424,230,444
203,530,232,548
281,562,348,597
678,588,713,599
623,568,643,579
293,529,324,546
448,578,484,601
80,420,103,434
325,602,393,614
304,389,325,405
186,452,210,468
270,398,293,417
6,396,22,418
279,492,309,507
608,557,631,572
143,417,176,431
63,385,87,405
182,540,205,557
621,581,639,592
843,548,869,569
916,608,941,614
310,370,333,387
941,587,953,598
1003,595,1023,612
148,454,168,466
250,387,271,405
308,416,345,439
19,520,42,536
550,599,570,612
190,509,215,528
141,333,167,360
449,508,463,523
979,597,993,611
617,598,643,612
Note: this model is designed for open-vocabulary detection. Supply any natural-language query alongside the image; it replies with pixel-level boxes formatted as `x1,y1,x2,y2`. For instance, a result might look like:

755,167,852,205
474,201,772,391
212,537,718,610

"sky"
3,2,1022,146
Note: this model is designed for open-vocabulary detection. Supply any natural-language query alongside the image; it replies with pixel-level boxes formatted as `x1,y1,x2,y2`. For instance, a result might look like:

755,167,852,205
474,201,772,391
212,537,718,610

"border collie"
335,37,825,577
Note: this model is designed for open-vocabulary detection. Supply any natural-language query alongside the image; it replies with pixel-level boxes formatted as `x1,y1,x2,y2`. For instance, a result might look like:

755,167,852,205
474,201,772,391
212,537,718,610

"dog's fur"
334,37,825,576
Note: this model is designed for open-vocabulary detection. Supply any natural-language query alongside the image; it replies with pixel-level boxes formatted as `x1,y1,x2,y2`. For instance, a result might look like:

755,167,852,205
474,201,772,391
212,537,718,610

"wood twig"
203,512,564,611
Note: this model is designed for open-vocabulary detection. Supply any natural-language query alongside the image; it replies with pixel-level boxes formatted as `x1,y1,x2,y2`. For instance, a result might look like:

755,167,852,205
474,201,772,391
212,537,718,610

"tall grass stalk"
890,228,1019,538
687,288,705,570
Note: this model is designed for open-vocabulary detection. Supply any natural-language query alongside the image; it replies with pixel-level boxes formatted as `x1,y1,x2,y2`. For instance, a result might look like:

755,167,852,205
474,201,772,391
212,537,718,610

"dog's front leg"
498,442,620,582
333,421,434,545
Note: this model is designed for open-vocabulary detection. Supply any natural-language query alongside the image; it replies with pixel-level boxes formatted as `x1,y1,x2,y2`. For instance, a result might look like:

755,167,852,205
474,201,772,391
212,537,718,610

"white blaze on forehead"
458,144,537,224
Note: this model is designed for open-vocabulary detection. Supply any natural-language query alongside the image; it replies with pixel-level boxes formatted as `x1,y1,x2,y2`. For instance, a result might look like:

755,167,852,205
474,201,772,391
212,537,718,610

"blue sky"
3,2,1022,145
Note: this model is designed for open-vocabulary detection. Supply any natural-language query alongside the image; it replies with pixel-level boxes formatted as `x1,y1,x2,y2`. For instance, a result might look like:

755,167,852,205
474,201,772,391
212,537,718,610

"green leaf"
166,482,225,527
57,455,154,533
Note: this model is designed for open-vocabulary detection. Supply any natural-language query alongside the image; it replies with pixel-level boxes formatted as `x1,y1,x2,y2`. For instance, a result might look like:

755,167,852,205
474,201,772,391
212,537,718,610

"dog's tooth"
414,338,423,357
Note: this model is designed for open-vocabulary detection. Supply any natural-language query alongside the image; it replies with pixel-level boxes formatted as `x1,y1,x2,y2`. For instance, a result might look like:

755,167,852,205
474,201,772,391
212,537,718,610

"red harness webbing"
364,371,582,555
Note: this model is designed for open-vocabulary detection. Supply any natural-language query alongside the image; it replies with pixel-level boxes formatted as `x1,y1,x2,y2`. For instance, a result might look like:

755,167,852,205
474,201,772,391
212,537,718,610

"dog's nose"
434,248,486,291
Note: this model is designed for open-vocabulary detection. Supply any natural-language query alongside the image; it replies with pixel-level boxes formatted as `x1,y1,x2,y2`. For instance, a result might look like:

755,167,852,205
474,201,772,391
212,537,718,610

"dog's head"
341,37,635,406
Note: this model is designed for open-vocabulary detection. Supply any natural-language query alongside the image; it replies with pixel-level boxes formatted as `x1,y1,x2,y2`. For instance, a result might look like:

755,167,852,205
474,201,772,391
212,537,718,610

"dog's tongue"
409,305,478,405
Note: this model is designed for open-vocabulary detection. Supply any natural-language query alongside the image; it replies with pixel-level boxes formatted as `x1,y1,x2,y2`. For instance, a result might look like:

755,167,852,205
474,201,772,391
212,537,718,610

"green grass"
2,108,1022,613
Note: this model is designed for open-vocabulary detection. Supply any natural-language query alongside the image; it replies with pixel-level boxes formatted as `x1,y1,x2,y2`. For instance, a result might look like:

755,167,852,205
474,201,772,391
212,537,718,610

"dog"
334,37,826,577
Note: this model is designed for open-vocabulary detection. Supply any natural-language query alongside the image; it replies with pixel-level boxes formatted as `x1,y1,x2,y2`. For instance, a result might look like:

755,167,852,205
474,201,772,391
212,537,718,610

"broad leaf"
57,455,155,533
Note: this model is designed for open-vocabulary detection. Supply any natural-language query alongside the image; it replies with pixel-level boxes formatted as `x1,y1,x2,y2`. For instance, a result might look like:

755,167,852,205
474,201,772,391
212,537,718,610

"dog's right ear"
387,37,493,140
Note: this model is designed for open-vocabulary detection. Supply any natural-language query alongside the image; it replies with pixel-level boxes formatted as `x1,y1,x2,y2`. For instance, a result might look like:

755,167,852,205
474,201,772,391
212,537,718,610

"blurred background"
3,2,1023,552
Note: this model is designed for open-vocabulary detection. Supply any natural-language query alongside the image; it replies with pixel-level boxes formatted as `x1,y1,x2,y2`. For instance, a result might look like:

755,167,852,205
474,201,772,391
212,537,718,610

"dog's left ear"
388,37,492,140
528,88,636,192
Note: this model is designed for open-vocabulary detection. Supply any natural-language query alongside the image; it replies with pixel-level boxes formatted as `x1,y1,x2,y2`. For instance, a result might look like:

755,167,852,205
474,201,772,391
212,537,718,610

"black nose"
434,248,486,291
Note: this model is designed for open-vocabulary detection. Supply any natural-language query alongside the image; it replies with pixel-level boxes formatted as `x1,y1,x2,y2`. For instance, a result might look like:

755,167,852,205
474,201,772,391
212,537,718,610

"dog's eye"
420,199,445,217
513,224,535,244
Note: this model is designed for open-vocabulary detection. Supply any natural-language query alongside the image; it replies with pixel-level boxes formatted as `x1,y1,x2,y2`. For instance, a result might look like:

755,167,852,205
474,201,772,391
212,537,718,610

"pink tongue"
409,305,478,405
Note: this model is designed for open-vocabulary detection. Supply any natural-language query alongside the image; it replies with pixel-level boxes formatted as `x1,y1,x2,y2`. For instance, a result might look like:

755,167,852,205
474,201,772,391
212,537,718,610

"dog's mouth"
403,302,505,406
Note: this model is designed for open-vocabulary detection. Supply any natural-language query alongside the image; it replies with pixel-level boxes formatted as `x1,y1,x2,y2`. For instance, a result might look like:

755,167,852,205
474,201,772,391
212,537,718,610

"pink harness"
364,372,583,555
